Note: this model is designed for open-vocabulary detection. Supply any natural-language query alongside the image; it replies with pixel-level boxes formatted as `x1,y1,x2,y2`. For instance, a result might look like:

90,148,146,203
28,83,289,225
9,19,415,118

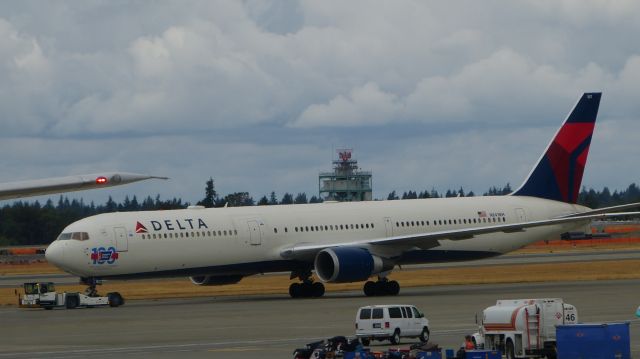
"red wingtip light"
96,176,108,185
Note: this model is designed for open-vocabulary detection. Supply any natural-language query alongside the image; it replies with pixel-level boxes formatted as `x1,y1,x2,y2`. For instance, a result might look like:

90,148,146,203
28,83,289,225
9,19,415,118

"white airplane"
45,93,640,298
0,172,167,201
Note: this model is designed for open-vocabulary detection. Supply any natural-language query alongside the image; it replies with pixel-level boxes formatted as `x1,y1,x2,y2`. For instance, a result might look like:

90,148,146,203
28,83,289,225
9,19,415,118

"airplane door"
515,208,526,222
114,226,128,252
247,220,262,246
384,217,393,237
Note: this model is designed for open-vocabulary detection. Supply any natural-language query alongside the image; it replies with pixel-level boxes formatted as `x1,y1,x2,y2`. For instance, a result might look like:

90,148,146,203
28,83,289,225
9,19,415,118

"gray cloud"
0,1,639,204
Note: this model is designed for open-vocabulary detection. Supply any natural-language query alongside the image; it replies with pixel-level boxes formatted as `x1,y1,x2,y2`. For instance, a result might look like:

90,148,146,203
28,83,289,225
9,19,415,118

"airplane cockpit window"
57,232,90,241
57,233,72,240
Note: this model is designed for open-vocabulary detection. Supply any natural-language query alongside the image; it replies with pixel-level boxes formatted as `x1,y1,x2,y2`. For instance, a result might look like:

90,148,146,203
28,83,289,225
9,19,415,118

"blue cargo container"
556,322,630,359
464,350,501,359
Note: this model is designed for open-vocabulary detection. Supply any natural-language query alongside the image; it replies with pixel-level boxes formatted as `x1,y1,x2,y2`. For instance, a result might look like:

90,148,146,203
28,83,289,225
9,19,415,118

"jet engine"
189,275,243,286
314,247,393,283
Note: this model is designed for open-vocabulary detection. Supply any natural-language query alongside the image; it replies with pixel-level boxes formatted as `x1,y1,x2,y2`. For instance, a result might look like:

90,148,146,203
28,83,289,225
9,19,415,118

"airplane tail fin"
512,92,601,204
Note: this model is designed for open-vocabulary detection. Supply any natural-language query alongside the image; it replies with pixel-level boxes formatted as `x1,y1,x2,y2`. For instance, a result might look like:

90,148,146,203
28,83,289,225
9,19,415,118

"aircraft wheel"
311,282,325,297
388,280,400,295
361,338,370,346
363,281,376,296
289,283,302,298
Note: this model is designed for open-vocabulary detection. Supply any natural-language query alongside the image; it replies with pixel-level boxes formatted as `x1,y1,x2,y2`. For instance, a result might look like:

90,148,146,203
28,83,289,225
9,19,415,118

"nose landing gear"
81,277,101,297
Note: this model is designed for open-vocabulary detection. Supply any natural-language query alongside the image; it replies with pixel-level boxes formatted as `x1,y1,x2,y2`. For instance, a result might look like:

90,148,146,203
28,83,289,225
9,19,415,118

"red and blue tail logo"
512,93,601,204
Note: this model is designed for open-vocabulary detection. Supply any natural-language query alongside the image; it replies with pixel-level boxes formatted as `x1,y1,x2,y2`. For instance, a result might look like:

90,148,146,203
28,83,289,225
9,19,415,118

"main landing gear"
363,277,400,296
289,271,325,298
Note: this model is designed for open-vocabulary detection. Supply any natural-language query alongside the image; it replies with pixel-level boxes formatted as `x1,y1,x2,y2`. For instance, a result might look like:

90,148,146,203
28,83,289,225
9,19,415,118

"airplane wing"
0,172,168,201
280,211,640,260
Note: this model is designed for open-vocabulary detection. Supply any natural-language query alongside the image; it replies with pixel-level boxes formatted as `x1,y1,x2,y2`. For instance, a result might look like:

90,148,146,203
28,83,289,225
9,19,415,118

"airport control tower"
319,149,372,202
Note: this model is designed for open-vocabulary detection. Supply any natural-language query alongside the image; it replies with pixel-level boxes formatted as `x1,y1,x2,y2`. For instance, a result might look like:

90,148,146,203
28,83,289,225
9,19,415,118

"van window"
372,308,383,319
401,307,408,318
404,307,413,318
359,308,372,319
389,307,402,319
412,307,422,318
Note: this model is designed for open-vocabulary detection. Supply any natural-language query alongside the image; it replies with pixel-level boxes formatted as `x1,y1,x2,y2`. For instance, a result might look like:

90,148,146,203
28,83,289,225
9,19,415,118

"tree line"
1,178,639,246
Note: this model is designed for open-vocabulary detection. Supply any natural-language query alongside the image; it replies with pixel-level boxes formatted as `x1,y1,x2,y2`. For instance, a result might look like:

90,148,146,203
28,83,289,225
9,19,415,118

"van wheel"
361,338,370,346
419,327,430,342
390,330,400,345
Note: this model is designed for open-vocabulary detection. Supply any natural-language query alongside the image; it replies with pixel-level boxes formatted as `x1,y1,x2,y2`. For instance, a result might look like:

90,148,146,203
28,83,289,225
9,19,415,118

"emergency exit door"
247,220,262,246
114,226,128,251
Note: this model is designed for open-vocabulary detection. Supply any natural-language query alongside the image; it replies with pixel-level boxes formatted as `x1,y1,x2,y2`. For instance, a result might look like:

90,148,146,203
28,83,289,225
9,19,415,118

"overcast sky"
1,0,639,205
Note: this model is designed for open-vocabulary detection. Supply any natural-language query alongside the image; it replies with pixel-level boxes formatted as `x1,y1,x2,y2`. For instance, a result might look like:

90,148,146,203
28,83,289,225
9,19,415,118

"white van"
355,304,430,345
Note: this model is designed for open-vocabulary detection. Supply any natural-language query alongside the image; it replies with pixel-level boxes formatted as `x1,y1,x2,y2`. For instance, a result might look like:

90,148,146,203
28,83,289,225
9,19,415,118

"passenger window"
355,224,359,229
412,307,422,318
401,307,408,318
389,307,402,319
372,308,383,319
405,307,413,318
359,308,372,319
371,223,374,228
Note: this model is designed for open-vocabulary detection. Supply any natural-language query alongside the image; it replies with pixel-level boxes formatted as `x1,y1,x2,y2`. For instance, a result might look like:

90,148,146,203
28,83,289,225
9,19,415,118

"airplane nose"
45,241,64,267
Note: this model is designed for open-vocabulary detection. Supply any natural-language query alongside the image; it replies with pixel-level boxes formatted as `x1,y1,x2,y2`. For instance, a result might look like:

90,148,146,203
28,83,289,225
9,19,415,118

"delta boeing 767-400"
45,93,640,298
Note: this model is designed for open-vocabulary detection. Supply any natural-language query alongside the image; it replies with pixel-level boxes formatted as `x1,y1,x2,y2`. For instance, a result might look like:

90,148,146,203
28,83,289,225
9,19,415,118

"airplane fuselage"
47,195,589,280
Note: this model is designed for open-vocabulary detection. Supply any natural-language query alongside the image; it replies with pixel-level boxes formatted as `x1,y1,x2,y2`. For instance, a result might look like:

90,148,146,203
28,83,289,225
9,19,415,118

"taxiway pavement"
1,279,638,358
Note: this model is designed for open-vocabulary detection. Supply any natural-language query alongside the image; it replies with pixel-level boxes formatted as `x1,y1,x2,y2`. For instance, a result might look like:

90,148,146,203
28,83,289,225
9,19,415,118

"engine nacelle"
189,275,243,286
314,247,392,283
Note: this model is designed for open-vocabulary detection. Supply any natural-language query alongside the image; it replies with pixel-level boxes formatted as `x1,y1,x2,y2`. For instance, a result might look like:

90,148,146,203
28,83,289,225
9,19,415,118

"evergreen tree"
280,193,294,204
224,192,254,207
268,192,278,205
257,195,269,206
309,195,323,203
198,177,217,208
294,192,308,204
387,190,399,200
